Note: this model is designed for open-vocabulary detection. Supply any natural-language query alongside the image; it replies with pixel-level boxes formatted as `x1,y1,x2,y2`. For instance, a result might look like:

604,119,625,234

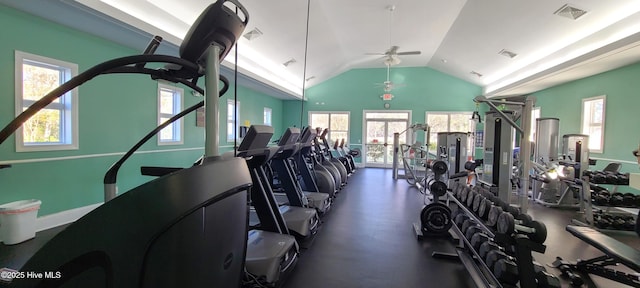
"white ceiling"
73,0,640,98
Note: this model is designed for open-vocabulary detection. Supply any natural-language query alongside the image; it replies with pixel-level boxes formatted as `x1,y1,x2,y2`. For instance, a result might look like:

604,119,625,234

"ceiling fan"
367,5,421,93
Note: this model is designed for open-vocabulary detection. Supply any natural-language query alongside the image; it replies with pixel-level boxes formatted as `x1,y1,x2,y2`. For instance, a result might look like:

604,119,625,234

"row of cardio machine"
236,125,357,287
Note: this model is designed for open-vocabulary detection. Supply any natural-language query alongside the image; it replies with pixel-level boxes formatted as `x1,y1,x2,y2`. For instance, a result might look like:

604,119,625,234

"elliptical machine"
316,128,348,187
298,127,338,198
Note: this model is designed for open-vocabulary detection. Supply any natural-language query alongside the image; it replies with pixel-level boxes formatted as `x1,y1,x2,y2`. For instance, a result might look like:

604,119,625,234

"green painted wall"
285,67,482,151
0,5,284,215
533,62,640,192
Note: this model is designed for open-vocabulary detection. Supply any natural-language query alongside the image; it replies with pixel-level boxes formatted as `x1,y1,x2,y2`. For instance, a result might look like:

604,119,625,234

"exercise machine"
474,96,536,213
271,127,331,214
318,128,349,185
553,225,640,287
297,127,337,198
0,1,252,286
392,123,430,181
437,131,471,184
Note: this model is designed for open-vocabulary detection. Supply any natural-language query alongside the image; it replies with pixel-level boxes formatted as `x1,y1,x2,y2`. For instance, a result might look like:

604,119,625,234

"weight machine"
437,132,471,185
392,123,431,191
474,96,535,213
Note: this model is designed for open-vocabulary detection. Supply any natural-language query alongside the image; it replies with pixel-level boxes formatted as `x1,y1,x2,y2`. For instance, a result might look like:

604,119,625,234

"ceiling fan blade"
364,52,385,55
387,46,399,55
396,51,421,55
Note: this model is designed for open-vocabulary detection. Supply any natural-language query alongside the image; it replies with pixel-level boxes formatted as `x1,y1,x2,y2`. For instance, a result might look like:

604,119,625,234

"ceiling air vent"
498,49,518,59
282,58,297,67
470,71,483,78
554,4,587,20
242,27,263,41
306,76,316,81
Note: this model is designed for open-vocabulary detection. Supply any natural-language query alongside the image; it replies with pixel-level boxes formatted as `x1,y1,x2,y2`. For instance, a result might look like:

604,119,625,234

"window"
581,95,606,153
530,107,540,142
157,83,183,145
263,107,272,126
15,51,78,152
227,100,240,142
308,112,350,145
425,111,474,152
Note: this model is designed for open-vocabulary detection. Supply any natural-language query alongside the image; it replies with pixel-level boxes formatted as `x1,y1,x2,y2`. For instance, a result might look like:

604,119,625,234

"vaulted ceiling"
8,0,640,99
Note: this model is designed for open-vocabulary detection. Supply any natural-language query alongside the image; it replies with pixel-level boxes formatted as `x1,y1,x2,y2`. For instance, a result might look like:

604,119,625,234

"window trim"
425,111,475,154
227,100,241,142
157,83,184,145
263,107,272,126
15,50,79,152
581,95,606,154
308,111,350,145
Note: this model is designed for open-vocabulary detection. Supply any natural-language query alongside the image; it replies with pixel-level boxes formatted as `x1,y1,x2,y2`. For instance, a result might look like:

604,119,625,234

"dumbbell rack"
434,192,547,288
573,176,639,233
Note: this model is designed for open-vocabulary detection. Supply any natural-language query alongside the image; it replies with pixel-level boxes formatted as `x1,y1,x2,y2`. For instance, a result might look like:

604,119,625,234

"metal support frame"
205,46,221,158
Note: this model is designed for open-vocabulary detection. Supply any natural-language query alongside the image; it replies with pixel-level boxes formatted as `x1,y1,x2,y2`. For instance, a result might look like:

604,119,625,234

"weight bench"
562,225,640,287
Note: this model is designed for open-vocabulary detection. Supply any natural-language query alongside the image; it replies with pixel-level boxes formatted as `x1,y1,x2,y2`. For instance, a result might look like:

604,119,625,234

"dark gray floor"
283,168,640,288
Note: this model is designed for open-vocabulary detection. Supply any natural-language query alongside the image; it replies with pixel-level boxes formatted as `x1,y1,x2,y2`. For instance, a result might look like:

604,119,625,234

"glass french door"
364,111,410,168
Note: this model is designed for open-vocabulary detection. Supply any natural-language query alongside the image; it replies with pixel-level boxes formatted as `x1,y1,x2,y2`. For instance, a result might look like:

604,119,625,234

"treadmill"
240,125,320,241
270,127,331,214
236,125,299,286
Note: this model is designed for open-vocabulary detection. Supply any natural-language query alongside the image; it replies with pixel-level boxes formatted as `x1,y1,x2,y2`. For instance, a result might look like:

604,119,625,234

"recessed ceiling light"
498,49,518,59
554,4,588,20
282,58,297,67
242,27,263,41
470,71,483,77
441,58,448,63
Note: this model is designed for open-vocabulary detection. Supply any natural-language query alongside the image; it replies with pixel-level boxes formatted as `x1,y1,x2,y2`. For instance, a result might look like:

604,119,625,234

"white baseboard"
35,203,102,232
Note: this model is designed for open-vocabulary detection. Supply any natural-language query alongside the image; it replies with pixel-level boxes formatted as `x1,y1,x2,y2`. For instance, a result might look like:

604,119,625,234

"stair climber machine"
0,1,253,287
234,125,301,287
270,128,331,214
332,138,355,175
318,128,349,186
240,126,320,243
132,125,301,287
312,131,344,191
338,138,358,172
298,127,338,198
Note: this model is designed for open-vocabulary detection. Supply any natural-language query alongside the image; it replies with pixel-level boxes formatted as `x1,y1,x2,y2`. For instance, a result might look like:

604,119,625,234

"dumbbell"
458,186,470,202
619,173,630,185
624,216,636,231
477,198,493,220
553,257,584,286
466,190,478,208
610,192,624,206
478,241,506,260
591,171,606,183
611,216,627,230
487,205,504,227
485,249,516,270
496,212,547,244
635,195,640,207
454,213,470,228
469,232,491,251
592,191,610,206
623,193,636,207
493,259,519,285
605,172,619,184
593,214,612,229
536,271,561,288
472,194,486,215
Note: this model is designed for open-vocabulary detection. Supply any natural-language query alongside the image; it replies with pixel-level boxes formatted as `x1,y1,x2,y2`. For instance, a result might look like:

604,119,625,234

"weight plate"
467,191,477,208
430,180,448,197
431,160,448,175
529,220,548,244
420,202,453,235
516,213,533,226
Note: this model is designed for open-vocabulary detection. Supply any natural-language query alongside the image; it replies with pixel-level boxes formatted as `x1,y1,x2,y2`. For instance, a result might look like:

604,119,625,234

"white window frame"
308,111,350,145
425,111,475,153
15,51,78,152
263,107,272,126
227,100,241,142
157,83,184,145
581,95,606,153
530,107,540,142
